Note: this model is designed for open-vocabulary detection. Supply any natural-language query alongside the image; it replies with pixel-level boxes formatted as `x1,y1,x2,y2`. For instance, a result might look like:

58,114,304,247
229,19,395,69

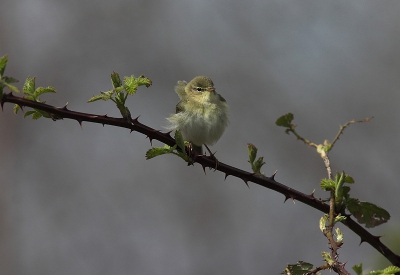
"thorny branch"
1,92,400,267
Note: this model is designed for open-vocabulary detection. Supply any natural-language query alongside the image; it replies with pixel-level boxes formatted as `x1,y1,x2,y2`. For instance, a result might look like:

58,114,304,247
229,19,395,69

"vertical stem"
324,155,336,229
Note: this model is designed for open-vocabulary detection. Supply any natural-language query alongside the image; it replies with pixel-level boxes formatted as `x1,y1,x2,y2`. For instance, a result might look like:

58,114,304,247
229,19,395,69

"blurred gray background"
1,1,400,274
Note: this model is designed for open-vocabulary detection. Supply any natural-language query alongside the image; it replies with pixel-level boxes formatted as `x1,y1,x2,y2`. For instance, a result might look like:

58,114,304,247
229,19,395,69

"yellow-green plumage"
166,76,229,154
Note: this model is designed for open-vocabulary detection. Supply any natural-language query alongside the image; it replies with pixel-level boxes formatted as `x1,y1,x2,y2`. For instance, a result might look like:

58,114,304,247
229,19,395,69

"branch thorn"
224,173,229,180
269,170,278,180
146,136,154,146
200,163,207,174
60,102,69,110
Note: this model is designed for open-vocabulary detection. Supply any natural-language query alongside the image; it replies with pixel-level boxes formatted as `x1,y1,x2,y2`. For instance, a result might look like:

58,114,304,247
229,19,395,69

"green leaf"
124,75,139,95
175,149,191,162
4,83,20,93
247,143,257,164
380,266,400,274
87,90,115,103
320,178,335,190
174,130,186,153
346,198,390,228
36,109,52,119
319,214,328,232
335,227,344,243
281,261,313,275
335,171,346,210
345,174,355,183
23,77,36,95
352,263,363,275
23,110,36,118
136,74,152,88
111,71,122,88
342,186,351,199
252,157,265,174
369,266,400,275
3,76,19,84
276,113,294,128
384,266,400,274
34,86,56,97
13,104,21,114
335,172,345,189
101,90,115,100
334,214,346,224
146,145,175,160
124,75,152,95
87,94,105,103
31,111,43,119
321,251,334,265
0,54,7,76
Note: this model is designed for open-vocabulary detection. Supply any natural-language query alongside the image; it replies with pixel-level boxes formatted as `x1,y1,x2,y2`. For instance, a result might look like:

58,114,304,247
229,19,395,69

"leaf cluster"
247,143,266,176
88,72,152,119
146,130,190,162
353,264,400,275
0,55,19,97
320,172,390,228
1,55,57,119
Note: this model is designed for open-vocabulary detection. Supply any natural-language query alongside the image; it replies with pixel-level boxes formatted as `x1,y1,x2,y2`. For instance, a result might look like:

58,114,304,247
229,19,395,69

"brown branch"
2,92,400,267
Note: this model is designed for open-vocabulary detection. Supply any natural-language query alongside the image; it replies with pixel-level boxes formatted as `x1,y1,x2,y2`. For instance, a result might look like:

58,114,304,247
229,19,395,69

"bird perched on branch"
166,76,229,157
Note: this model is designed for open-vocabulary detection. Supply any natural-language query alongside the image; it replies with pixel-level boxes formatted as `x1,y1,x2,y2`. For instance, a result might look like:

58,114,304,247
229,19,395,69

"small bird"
166,76,229,156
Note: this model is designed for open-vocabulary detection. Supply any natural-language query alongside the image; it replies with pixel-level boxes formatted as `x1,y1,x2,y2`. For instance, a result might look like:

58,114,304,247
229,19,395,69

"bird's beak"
207,87,215,93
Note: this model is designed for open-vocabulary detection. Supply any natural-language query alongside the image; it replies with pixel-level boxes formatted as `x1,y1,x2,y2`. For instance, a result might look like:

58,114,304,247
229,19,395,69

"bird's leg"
204,144,219,170
186,143,203,166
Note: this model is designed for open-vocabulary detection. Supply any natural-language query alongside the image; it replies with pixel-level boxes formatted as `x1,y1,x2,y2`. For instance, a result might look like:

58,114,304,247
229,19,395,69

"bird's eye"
196,87,202,92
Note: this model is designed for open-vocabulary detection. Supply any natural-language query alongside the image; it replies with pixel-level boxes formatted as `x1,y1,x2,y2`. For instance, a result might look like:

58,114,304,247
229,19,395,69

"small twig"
330,117,374,149
288,126,318,148
306,263,330,275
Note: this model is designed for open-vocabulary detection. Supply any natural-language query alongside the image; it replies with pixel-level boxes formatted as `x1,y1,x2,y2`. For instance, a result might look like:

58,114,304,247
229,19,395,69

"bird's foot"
204,144,219,170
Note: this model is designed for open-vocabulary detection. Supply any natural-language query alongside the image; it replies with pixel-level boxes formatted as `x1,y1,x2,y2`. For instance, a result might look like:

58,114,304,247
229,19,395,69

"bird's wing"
175,99,187,114
175,80,187,99
218,94,227,102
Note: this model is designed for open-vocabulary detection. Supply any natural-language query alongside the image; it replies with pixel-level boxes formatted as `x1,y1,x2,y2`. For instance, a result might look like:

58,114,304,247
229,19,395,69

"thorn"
284,195,290,203
77,120,83,129
359,238,366,245
269,170,278,180
284,195,295,204
102,113,108,117
373,235,382,241
201,163,207,175
61,102,69,110
310,189,316,198
224,173,229,180
132,116,140,123
165,130,173,136
146,136,153,146
242,179,250,189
